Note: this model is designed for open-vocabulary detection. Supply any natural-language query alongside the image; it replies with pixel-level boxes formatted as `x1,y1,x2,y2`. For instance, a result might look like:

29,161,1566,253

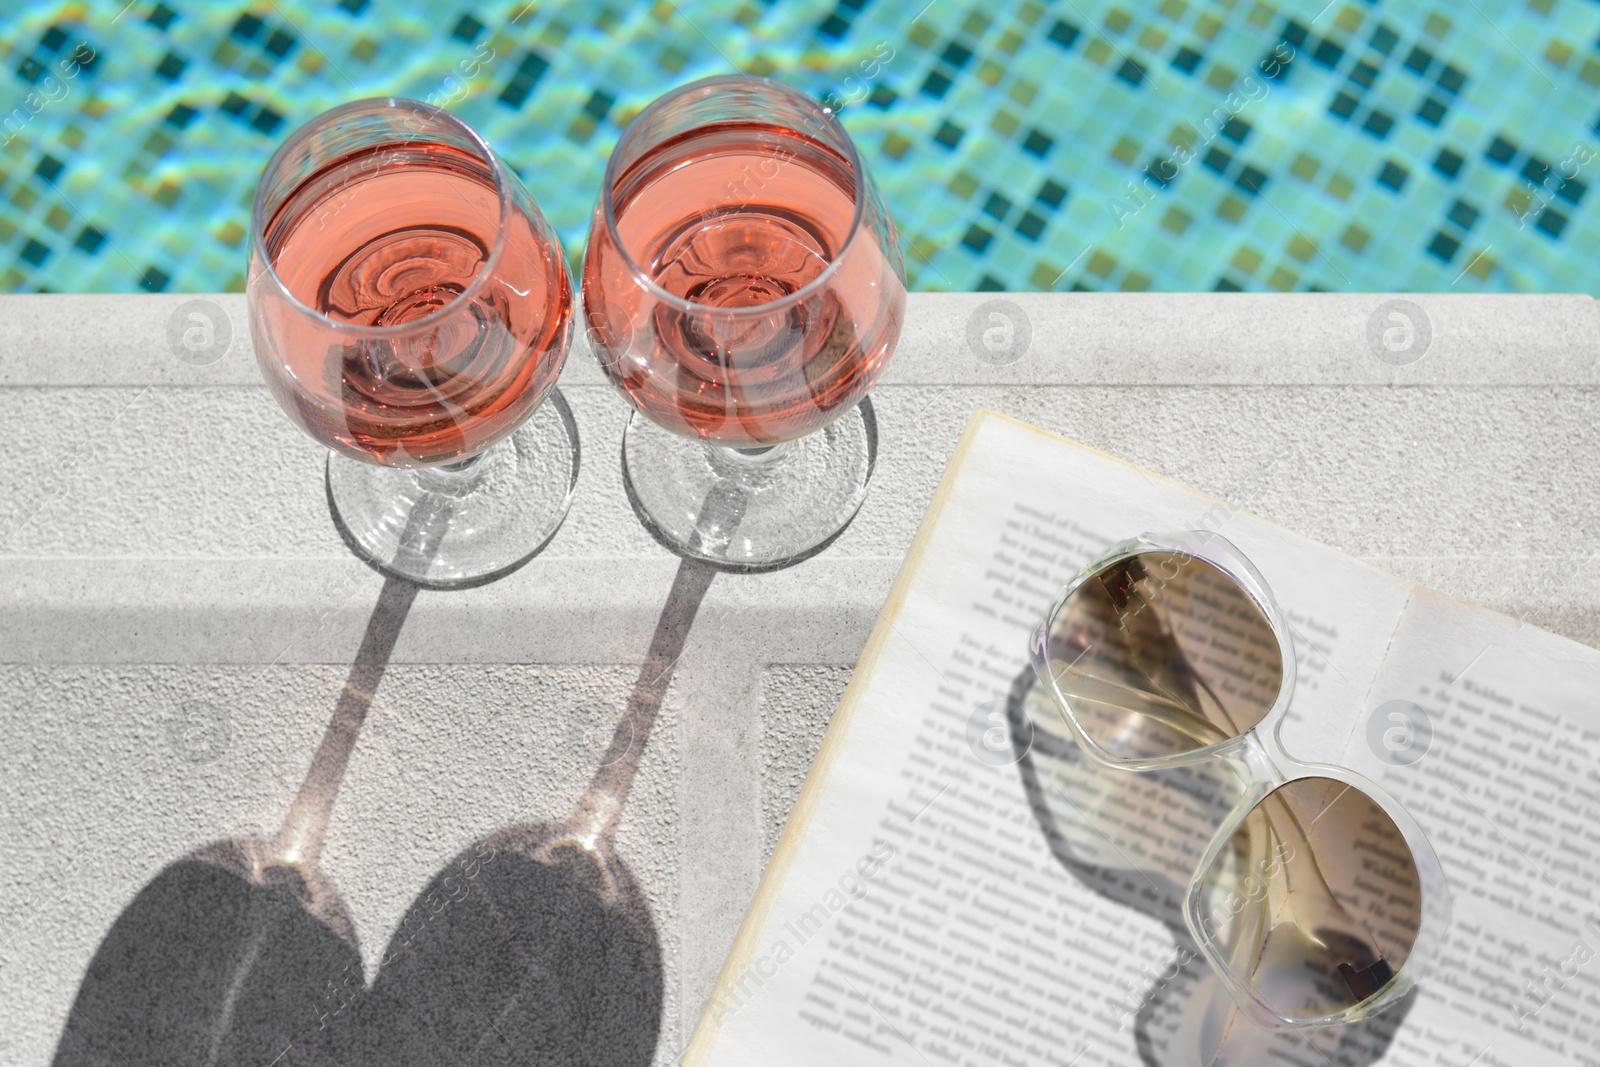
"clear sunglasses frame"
1028,530,1451,1031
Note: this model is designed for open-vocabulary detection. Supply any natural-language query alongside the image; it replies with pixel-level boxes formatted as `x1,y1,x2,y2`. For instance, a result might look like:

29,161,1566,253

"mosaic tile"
0,0,1596,294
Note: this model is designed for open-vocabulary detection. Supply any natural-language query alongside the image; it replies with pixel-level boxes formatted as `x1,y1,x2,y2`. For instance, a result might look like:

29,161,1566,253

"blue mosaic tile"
0,0,1596,295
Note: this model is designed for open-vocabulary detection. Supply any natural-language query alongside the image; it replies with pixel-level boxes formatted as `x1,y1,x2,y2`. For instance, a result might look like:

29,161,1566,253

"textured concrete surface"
0,292,1597,1065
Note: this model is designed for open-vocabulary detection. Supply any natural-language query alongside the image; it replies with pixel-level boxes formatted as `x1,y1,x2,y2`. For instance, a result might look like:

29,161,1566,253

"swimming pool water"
1,0,1596,294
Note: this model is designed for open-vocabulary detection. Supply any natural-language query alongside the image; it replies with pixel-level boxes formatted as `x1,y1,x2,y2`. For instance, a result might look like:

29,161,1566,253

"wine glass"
582,75,906,568
248,98,576,587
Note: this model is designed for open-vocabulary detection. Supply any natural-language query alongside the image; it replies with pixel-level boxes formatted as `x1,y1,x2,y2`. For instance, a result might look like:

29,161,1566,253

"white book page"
1335,590,1600,1067
686,413,1417,1067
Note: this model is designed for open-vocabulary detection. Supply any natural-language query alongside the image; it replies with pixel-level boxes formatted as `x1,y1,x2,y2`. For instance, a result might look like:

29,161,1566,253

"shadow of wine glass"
52,499,449,1067
57,476,732,1066
1003,664,1415,1067
329,493,733,1065
327,829,665,1067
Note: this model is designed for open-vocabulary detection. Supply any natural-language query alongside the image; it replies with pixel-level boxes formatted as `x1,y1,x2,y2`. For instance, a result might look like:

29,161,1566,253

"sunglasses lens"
1021,671,1246,896
1194,777,1422,1021
1040,550,1282,760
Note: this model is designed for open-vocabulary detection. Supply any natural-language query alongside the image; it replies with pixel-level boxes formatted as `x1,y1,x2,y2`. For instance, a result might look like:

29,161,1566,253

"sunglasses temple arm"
1060,673,1391,983
1125,643,1384,962
1058,667,1233,748
1219,806,1276,986
1124,581,1385,950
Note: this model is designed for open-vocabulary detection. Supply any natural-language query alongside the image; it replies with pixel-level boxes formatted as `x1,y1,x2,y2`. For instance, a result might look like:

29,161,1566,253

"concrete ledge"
1,292,1596,387
1,292,1597,1065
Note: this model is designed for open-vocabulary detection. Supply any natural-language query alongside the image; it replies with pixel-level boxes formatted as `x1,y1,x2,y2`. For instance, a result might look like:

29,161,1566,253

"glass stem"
415,443,493,493
437,451,486,473
727,441,792,462
705,439,795,486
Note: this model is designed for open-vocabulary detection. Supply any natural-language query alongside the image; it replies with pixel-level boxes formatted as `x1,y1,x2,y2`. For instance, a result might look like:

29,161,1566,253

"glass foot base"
327,389,579,588
621,398,877,570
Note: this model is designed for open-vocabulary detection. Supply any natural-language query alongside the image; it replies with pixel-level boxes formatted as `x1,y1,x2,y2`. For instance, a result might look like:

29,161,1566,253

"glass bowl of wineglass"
582,75,906,568
248,98,577,587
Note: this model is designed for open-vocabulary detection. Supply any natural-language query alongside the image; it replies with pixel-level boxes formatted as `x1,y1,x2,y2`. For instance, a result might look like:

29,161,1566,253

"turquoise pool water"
1,0,1596,294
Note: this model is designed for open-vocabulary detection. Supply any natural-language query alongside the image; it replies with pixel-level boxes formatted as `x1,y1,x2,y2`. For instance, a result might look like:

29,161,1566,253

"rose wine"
256,142,570,466
583,121,904,446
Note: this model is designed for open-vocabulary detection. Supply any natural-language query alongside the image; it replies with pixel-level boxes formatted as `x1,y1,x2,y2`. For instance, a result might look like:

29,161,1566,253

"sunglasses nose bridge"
1232,728,1290,789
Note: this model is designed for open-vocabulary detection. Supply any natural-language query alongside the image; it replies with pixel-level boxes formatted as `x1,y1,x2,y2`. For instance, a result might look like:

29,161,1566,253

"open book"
683,411,1600,1067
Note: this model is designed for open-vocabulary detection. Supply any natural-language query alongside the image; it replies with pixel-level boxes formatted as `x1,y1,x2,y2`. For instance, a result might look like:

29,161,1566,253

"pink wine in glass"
258,141,571,467
249,98,576,586
584,121,905,446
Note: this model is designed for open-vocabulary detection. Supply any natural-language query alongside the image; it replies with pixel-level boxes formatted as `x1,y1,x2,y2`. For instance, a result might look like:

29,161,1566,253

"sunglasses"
1027,531,1451,1031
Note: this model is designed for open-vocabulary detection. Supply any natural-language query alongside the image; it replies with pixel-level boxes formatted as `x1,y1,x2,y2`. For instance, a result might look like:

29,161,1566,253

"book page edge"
680,407,1001,1063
